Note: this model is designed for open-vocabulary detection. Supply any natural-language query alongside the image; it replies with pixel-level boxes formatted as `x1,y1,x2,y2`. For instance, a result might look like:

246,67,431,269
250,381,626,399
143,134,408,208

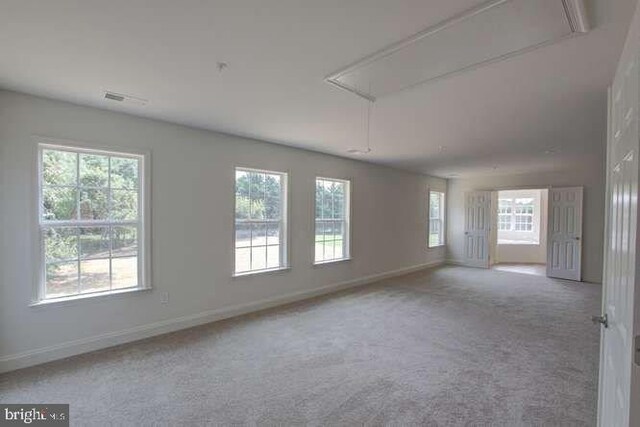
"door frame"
489,191,498,267
486,185,550,269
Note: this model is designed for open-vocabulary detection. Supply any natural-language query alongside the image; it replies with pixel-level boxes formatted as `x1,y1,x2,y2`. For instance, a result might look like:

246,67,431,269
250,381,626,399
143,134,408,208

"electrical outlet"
160,292,169,305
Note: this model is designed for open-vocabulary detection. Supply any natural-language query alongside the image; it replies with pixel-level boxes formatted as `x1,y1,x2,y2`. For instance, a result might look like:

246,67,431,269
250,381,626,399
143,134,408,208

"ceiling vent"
103,91,148,106
326,0,590,101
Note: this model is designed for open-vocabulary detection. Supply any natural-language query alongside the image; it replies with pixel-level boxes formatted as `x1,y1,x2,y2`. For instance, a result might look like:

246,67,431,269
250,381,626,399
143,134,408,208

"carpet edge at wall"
0,260,444,374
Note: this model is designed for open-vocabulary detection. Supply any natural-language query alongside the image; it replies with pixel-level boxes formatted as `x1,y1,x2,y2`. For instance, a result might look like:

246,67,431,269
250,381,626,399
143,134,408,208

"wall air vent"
103,91,148,106
326,0,590,101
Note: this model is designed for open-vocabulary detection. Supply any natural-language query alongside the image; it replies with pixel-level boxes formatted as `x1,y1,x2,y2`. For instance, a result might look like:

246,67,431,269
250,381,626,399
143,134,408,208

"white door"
463,191,491,268
598,49,639,427
546,187,583,281
489,191,498,267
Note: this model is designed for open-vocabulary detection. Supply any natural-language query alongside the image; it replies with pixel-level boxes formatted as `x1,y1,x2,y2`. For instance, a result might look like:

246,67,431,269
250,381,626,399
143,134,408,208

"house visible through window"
429,191,445,247
39,144,147,301
315,177,350,263
234,168,288,275
497,189,543,245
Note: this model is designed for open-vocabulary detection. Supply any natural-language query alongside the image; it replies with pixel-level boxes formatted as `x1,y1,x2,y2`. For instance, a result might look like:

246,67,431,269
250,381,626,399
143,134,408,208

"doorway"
490,188,548,277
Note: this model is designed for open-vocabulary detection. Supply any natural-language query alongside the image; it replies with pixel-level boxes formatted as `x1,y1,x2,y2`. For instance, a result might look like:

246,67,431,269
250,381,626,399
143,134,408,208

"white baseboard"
0,260,444,374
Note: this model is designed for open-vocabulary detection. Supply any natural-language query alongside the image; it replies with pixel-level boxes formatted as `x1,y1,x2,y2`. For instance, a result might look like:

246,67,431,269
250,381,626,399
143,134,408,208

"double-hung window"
38,143,148,302
514,201,534,231
497,197,535,233
428,190,445,247
234,168,288,275
498,199,513,231
496,192,540,244
314,177,350,263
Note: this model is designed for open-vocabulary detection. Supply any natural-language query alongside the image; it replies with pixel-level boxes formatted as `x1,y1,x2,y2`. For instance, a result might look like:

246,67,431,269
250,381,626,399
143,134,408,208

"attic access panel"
326,0,589,101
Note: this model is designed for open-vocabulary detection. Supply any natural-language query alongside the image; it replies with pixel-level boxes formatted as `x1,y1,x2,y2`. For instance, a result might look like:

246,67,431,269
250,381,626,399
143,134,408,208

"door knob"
592,314,608,328
574,236,581,240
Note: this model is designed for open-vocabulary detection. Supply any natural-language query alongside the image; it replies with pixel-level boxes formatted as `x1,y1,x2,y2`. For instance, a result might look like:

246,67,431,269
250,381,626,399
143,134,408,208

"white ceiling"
329,0,579,100
0,0,636,177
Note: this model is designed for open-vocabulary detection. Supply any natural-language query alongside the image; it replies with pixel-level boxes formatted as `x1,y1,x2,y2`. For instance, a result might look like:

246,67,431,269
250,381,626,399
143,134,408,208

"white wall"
0,90,446,372
496,242,546,264
447,167,605,283
495,189,548,264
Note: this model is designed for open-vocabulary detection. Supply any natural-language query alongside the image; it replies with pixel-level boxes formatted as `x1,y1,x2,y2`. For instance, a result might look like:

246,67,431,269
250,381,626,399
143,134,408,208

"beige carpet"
0,266,601,425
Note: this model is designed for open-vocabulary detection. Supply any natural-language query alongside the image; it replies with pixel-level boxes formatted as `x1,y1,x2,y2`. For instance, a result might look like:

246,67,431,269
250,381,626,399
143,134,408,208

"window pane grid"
428,191,445,247
43,223,140,298
40,147,141,300
235,168,286,274
498,205,512,230
499,198,534,233
42,152,140,223
315,178,349,263
497,194,540,244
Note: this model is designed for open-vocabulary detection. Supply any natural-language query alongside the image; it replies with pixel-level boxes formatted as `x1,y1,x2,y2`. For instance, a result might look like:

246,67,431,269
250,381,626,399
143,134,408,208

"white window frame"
33,139,151,305
513,202,534,231
428,190,446,248
498,200,513,231
233,167,289,277
496,194,540,245
314,177,351,265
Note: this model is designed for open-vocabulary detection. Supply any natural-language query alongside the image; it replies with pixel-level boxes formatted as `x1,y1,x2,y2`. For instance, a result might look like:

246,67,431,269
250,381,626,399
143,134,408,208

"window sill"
313,258,351,267
232,266,291,278
497,242,541,246
30,286,151,308
428,244,446,249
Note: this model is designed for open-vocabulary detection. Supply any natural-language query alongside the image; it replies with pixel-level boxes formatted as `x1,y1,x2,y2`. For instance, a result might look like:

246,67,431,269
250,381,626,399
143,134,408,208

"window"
38,144,148,302
428,191,445,247
498,199,512,231
315,177,350,263
234,168,288,275
514,200,534,231
497,190,542,245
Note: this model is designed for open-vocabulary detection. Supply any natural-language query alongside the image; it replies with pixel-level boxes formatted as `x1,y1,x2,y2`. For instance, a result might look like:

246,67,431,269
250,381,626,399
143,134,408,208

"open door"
597,48,639,425
546,187,583,281
463,191,491,268
489,191,498,267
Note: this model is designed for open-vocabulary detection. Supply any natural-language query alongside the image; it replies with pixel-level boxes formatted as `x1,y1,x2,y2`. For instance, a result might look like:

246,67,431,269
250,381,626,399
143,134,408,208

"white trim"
33,136,152,304
29,287,151,307
233,167,289,275
38,141,145,160
0,260,444,373
232,266,291,278
324,0,587,101
312,257,352,267
428,189,446,248
313,176,351,264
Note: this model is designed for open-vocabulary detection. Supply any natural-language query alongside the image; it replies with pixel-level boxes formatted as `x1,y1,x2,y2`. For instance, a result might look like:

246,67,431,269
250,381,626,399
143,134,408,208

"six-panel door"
463,191,491,268
546,187,583,281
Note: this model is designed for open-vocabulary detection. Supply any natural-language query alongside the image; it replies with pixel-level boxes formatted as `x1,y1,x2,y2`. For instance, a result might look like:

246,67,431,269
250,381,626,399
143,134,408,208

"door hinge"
591,313,609,328
635,335,640,367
